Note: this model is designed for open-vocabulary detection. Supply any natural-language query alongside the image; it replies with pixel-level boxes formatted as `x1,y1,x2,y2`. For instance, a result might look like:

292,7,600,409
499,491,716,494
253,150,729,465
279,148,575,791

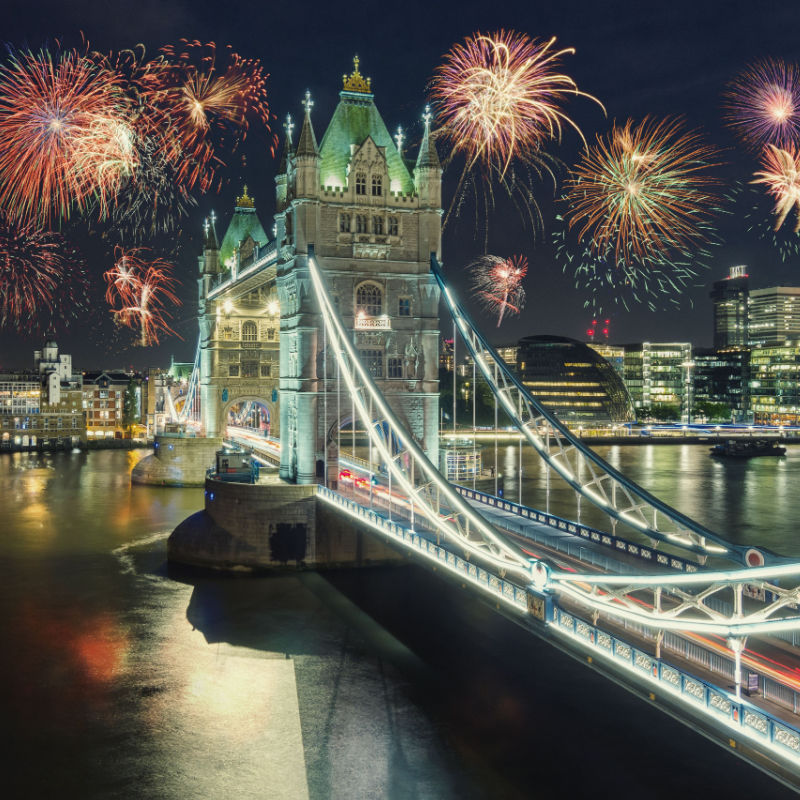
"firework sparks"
0,212,87,330
564,117,721,266
469,253,528,326
431,30,600,176
158,41,276,192
430,30,602,241
751,144,800,233
0,47,133,225
104,247,181,346
723,59,800,151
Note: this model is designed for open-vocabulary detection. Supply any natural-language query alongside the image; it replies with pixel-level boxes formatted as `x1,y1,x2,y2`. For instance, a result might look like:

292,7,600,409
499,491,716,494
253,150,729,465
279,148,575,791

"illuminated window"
242,321,258,342
355,283,383,317
372,175,382,196
355,172,366,195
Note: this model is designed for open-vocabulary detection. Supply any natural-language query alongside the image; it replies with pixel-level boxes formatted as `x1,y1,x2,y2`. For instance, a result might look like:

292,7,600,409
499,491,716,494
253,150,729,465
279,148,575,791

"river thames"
1,445,798,799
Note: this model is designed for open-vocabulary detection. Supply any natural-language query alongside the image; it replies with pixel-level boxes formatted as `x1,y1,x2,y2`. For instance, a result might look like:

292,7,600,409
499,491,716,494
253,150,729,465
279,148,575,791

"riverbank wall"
168,474,404,572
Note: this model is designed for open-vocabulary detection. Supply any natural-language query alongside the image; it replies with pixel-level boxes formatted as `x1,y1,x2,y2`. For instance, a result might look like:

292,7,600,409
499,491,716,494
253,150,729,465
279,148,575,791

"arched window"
355,283,383,317
339,213,351,233
242,321,258,342
388,216,399,236
372,216,384,235
355,172,367,195
371,175,382,196
356,215,367,234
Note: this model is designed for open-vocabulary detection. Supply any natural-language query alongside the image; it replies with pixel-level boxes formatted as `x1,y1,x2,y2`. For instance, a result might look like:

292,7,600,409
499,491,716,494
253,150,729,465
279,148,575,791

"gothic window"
242,361,259,378
388,216,399,236
355,172,367,195
356,215,367,234
359,350,384,378
355,282,383,317
339,213,351,233
388,357,403,379
260,365,271,377
372,175,382,196
242,321,258,342
372,216,384,235
398,297,411,317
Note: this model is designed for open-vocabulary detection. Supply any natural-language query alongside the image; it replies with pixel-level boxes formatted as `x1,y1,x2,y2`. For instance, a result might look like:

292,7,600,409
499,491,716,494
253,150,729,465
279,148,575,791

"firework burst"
430,30,602,240
104,246,181,346
157,40,276,192
723,59,800,152
0,211,88,330
0,47,134,225
564,117,722,266
469,253,528,326
751,144,800,233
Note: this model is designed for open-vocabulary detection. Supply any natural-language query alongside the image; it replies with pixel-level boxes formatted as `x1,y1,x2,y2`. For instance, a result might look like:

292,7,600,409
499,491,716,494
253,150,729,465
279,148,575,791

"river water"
1,446,797,799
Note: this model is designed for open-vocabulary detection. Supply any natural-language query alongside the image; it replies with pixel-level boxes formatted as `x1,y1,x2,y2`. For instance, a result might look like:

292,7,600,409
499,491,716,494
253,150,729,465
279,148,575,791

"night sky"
3,0,800,370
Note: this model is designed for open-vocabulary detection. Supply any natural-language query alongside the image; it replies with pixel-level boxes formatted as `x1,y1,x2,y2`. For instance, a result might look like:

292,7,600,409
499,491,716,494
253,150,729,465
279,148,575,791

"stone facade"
197,190,280,438
276,60,442,483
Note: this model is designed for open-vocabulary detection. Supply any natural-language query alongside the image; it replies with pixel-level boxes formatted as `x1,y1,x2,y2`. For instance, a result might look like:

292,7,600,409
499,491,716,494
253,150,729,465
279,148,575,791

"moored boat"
709,439,786,458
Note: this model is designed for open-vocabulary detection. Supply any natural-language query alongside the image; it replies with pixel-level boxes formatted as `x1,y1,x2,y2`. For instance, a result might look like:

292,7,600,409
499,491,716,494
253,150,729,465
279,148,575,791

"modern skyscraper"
710,265,749,350
748,287,800,346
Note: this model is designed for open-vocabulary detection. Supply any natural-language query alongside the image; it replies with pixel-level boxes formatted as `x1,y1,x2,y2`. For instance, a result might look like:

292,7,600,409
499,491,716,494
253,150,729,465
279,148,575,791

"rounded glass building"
516,335,634,424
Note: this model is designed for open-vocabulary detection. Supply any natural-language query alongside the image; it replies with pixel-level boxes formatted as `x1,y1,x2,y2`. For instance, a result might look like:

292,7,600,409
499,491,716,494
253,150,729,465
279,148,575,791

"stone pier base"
168,475,405,571
132,434,223,487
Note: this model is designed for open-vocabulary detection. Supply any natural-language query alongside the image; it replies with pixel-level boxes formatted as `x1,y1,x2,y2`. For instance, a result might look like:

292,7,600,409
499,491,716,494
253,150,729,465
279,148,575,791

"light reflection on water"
2,448,799,799
480,443,800,557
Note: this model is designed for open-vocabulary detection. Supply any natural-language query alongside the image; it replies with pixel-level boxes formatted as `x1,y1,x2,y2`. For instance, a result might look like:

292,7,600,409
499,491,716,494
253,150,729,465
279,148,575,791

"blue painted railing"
454,485,700,573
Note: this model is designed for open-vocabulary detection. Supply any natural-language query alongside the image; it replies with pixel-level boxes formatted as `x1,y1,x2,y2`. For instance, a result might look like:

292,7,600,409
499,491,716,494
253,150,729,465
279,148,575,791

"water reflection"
477,442,800,556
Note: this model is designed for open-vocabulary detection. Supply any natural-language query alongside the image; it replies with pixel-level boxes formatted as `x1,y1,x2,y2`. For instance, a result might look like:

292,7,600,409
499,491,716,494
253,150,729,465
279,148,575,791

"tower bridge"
164,59,800,790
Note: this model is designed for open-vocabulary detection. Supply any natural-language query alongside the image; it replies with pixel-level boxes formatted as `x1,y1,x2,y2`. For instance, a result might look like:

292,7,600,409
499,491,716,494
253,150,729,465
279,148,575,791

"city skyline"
3,1,800,368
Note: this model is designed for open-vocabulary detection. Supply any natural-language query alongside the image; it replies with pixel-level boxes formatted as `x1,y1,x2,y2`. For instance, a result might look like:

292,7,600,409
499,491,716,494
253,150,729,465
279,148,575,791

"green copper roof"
318,92,415,194
219,198,269,270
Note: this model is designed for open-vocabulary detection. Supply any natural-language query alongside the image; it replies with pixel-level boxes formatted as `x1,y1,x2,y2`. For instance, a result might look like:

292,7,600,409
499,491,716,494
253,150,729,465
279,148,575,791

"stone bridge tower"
197,190,280,438
276,58,442,484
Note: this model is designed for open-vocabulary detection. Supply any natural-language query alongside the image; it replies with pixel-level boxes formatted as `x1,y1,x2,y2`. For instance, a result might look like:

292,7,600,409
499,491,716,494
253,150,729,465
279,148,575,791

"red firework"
104,246,181,346
0,211,87,330
0,47,133,225
469,254,528,326
723,59,800,152
157,40,276,192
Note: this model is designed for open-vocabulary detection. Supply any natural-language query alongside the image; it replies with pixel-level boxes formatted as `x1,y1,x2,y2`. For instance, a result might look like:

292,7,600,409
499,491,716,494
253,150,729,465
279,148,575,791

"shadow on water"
168,562,798,800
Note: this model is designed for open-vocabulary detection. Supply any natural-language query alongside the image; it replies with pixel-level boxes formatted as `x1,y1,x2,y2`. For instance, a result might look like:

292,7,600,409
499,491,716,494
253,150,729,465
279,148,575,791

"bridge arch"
221,393,280,440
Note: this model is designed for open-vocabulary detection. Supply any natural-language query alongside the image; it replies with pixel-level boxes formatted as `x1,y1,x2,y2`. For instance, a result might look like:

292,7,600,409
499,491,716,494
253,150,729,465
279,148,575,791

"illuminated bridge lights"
431,256,749,565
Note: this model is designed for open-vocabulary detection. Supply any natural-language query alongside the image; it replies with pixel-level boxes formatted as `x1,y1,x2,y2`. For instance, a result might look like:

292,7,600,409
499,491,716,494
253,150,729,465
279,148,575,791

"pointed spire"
203,211,218,250
415,105,440,170
235,184,255,209
296,90,319,157
394,125,405,157
278,113,294,172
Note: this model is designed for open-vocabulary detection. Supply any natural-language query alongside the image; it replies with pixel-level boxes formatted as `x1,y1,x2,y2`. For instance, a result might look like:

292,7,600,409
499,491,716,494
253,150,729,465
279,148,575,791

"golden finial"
236,185,255,209
342,55,372,94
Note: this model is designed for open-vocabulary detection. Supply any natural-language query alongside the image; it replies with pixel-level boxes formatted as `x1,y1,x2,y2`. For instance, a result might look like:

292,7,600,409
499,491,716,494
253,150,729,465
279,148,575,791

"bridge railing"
454,484,701,574
322,484,800,758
